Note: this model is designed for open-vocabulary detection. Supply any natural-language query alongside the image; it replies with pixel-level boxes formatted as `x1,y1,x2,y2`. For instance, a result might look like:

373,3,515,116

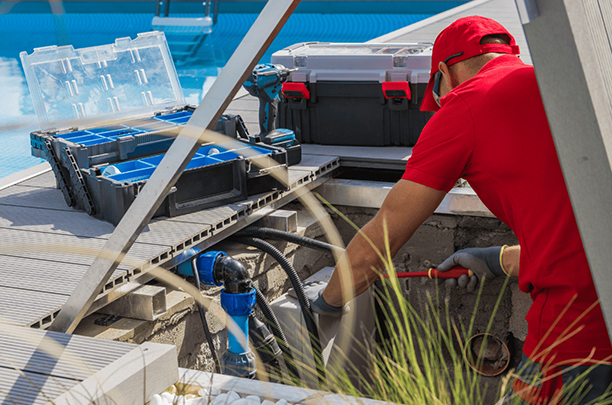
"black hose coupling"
214,255,252,294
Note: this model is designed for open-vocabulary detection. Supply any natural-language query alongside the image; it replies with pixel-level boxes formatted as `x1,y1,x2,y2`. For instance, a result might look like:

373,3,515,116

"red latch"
282,82,311,100
382,81,411,100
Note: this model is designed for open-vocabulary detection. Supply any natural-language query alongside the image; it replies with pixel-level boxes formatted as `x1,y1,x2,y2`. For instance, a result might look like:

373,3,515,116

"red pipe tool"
381,266,473,279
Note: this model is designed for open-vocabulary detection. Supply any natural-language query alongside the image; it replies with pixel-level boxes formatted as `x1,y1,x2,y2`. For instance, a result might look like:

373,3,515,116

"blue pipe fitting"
220,350,256,378
176,249,226,287
179,249,256,378
196,251,226,286
221,288,256,354
176,247,201,276
221,288,256,377
220,288,256,317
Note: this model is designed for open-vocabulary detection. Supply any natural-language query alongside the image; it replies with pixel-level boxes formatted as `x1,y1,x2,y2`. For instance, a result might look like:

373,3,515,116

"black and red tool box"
272,42,434,147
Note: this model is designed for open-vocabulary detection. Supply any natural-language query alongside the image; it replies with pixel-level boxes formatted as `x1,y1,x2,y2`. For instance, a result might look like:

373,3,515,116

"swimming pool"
0,4,457,179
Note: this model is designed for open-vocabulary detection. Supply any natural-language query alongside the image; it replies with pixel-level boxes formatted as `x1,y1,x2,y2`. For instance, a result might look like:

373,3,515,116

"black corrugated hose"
231,236,327,386
253,287,301,385
236,226,345,256
192,261,221,374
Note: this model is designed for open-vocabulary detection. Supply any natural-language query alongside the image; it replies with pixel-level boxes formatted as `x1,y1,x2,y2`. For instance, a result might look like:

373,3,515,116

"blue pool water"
0,7,449,179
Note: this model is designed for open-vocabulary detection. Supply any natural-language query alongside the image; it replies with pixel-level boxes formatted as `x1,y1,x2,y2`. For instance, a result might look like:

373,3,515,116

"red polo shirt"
402,55,612,364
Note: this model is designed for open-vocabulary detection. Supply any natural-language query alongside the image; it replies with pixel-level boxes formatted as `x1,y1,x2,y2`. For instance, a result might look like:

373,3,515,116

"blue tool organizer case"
21,32,301,225
102,142,276,183
30,106,248,169
84,139,290,225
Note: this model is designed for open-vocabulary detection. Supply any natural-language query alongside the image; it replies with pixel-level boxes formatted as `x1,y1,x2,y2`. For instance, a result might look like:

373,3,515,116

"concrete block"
54,342,178,405
509,283,530,341
254,209,298,232
100,285,167,321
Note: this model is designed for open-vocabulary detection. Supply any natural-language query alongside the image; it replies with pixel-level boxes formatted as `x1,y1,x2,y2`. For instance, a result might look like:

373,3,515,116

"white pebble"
275,400,288,405
246,396,261,405
198,388,210,398
230,400,248,405
176,395,187,405
212,391,240,405
227,391,241,403
262,401,275,405
162,392,175,404
212,394,227,405
150,394,164,405
186,398,207,405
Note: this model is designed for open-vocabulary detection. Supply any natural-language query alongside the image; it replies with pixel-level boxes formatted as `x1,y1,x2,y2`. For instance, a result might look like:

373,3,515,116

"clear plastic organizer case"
21,31,184,131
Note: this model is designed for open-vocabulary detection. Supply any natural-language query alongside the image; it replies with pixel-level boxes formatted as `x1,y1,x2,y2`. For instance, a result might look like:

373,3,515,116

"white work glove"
302,280,346,317
437,246,507,292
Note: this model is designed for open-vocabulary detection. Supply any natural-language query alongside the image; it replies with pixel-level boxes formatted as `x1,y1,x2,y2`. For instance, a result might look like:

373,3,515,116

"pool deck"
370,0,532,65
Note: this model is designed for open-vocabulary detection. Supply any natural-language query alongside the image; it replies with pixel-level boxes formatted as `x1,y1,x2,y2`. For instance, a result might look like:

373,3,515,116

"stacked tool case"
30,108,250,169
272,42,433,146
21,31,301,225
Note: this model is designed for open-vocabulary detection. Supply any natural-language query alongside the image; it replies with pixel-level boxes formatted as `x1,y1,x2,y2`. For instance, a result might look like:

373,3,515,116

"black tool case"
272,42,434,146
21,32,301,225
82,139,291,225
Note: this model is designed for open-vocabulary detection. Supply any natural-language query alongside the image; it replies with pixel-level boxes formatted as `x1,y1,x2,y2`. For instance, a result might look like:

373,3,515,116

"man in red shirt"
310,16,612,403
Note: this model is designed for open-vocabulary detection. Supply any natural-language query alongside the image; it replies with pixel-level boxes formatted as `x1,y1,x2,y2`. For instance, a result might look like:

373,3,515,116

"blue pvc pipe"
228,315,249,354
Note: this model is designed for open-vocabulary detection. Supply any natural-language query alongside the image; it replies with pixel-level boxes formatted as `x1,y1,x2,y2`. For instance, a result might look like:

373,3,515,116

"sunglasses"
432,52,464,107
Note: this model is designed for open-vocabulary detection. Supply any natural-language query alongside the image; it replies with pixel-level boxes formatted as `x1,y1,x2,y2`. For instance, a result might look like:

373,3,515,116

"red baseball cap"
421,16,520,112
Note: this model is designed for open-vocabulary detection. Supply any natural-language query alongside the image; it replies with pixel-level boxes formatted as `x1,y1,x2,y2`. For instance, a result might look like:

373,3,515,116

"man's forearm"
321,180,447,307
322,216,389,306
502,245,520,277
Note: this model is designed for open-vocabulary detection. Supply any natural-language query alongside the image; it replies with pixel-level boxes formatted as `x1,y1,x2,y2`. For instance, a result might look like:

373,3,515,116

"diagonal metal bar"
49,0,301,334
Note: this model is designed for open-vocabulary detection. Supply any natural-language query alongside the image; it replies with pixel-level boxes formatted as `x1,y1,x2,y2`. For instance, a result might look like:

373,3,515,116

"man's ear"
438,61,450,78
438,61,459,90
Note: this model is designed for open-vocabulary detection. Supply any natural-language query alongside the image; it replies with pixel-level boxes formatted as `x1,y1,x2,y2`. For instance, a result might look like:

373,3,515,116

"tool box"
21,31,301,225
84,139,290,225
30,108,250,169
271,42,433,146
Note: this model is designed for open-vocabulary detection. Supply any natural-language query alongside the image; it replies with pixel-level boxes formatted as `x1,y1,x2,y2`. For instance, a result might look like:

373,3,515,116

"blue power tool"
243,63,297,147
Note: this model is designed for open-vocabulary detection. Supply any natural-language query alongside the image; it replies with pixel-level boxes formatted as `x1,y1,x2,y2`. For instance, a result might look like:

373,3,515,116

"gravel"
151,389,294,405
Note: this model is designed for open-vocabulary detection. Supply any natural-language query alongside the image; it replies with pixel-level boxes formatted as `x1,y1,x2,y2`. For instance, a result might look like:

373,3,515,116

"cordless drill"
243,63,296,147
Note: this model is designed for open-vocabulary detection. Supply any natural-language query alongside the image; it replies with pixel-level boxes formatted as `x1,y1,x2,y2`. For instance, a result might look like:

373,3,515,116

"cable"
236,226,345,256
192,258,221,373
254,287,301,385
231,236,327,386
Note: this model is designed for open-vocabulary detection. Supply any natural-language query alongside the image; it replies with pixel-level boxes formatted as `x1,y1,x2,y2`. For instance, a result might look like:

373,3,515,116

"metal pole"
213,0,219,26
517,0,612,337
204,0,211,18
49,0,302,334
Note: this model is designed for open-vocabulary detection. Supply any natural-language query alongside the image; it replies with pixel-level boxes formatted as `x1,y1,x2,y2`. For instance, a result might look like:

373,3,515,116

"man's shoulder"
450,57,537,103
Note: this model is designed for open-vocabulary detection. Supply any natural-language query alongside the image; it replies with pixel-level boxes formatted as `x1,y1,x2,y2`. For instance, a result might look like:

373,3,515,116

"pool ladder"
152,0,218,61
